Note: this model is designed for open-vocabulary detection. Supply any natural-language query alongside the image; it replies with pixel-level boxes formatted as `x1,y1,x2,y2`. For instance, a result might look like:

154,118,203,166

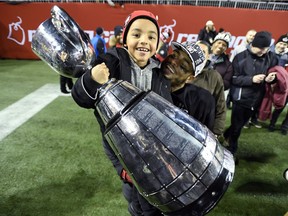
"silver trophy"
31,6,235,215
97,79,235,215
31,5,95,78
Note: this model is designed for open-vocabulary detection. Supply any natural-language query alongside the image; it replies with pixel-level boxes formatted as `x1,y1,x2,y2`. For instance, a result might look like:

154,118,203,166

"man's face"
211,40,228,55
246,30,256,44
161,49,194,85
251,46,270,57
275,42,288,54
206,24,214,31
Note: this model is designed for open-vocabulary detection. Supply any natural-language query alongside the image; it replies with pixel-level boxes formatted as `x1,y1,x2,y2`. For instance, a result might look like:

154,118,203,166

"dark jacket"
212,53,233,90
72,47,172,176
191,68,226,136
198,27,217,45
172,83,215,131
231,47,278,109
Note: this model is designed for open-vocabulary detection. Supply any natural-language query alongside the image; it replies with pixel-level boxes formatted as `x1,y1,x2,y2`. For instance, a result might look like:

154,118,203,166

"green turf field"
0,60,287,216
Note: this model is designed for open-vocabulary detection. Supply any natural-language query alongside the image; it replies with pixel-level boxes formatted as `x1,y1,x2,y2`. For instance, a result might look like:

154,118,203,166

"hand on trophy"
91,62,110,84
120,169,133,184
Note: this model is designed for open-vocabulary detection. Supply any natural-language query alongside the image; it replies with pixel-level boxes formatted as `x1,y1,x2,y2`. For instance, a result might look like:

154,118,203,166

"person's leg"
268,107,284,131
250,110,262,128
227,104,252,155
126,186,144,216
67,77,74,90
60,75,69,93
281,108,288,135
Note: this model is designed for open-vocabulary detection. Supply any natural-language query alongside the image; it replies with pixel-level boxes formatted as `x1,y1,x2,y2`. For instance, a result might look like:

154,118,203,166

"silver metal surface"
31,5,95,78
97,80,235,215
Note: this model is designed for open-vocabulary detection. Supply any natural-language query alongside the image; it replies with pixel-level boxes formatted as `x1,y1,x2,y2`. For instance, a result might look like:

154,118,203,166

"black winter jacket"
231,47,278,109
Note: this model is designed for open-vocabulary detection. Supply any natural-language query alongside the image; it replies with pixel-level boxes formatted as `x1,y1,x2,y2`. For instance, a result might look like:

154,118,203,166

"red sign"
0,2,287,59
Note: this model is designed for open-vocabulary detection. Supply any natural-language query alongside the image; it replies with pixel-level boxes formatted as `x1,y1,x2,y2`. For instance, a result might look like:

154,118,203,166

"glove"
120,169,133,184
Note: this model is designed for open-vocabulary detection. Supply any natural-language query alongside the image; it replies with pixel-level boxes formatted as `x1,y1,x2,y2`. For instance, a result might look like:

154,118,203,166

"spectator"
271,34,288,67
267,34,288,135
72,10,168,216
108,25,123,48
230,29,256,62
161,41,216,131
189,40,227,137
91,27,107,58
224,31,278,155
198,20,217,45
209,32,233,91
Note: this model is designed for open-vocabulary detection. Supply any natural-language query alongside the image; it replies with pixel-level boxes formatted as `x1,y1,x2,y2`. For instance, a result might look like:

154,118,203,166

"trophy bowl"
31,5,95,78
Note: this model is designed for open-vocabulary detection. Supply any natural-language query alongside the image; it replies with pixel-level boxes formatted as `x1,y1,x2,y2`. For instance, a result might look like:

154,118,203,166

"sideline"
0,84,70,141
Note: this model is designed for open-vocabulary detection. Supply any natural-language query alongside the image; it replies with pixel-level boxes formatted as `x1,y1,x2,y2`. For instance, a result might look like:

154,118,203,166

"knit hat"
114,25,123,37
251,31,272,48
96,27,104,35
213,32,231,47
171,41,206,77
276,34,288,45
122,10,160,47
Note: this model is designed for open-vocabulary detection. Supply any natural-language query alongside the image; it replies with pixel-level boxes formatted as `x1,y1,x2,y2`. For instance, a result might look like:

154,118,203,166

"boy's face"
161,49,194,85
126,19,158,67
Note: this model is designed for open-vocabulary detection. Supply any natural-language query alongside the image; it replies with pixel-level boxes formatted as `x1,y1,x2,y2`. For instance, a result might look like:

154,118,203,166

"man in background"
91,27,107,58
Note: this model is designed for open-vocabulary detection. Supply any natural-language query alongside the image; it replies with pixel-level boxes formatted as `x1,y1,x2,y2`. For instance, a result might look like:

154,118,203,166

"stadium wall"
0,2,287,59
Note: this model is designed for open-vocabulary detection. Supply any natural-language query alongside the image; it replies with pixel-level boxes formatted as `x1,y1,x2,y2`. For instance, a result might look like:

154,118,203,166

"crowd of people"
70,10,288,216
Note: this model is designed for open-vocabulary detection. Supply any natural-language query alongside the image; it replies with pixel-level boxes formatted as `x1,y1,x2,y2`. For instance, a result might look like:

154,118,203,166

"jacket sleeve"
212,74,227,136
222,59,233,90
71,69,102,109
102,138,124,176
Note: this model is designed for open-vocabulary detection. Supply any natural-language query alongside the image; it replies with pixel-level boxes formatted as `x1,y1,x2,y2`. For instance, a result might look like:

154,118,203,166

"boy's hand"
91,62,110,84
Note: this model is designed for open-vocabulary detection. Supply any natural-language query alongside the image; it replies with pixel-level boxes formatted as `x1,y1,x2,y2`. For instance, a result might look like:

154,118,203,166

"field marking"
0,84,69,141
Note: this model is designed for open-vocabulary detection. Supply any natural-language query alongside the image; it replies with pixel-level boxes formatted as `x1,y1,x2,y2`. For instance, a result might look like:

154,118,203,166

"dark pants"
270,97,288,131
224,103,254,154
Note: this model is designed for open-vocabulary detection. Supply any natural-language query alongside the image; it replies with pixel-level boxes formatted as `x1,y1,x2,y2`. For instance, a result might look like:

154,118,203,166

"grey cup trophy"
31,5,95,78
96,79,235,215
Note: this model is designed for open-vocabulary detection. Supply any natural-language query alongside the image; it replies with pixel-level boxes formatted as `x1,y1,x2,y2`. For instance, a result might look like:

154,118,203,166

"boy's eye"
132,33,140,38
148,35,156,40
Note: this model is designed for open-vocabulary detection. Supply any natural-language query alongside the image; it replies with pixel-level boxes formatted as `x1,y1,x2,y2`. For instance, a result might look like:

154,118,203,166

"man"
198,20,217,45
271,34,288,67
209,32,233,91
268,34,288,135
91,27,107,58
230,29,257,62
189,40,227,138
108,25,123,48
161,41,216,131
224,31,278,155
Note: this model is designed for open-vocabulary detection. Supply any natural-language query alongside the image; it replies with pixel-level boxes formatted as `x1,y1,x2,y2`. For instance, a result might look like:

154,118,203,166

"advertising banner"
0,2,287,59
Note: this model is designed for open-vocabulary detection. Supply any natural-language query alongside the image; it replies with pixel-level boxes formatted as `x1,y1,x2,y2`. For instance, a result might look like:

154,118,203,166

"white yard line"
0,84,69,141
